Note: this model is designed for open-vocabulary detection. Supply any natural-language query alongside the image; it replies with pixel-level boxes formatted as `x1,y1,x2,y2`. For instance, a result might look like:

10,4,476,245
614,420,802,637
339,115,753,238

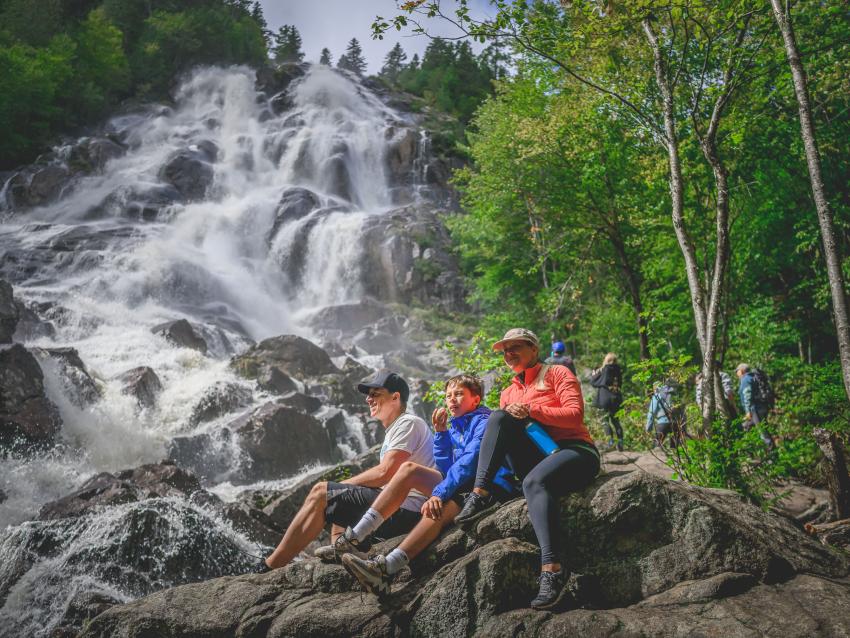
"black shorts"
324,482,421,541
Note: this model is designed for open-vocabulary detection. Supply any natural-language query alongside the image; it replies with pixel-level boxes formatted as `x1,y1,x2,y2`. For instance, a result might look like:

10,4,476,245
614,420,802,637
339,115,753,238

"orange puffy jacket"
500,362,593,445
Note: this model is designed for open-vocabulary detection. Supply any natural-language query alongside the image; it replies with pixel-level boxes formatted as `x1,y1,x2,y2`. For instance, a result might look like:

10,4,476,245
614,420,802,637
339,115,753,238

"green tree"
271,24,303,64
319,47,332,65
71,8,130,119
379,42,407,85
337,37,366,76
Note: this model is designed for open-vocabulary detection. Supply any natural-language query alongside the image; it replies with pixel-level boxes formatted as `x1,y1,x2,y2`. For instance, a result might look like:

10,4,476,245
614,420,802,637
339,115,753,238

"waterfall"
0,63,432,636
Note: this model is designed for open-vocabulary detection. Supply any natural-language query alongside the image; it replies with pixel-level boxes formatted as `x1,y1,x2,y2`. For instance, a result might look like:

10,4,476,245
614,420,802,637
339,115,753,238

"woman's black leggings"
474,410,600,566
603,410,623,441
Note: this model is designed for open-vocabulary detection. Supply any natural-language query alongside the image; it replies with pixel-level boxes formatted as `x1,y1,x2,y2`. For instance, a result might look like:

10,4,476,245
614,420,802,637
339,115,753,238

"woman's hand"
505,403,530,419
431,407,448,432
421,496,444,519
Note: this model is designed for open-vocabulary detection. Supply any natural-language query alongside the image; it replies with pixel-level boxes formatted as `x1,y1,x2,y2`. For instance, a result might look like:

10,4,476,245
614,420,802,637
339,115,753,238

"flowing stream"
0,64,428,635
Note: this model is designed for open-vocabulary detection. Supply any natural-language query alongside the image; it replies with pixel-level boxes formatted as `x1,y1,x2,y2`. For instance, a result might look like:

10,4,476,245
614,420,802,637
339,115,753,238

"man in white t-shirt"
256,370,435,572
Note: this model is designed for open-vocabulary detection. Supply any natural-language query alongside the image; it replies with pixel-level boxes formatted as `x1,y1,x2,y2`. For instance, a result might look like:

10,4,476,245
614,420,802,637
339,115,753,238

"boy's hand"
432,407,448,432
421,496,443,519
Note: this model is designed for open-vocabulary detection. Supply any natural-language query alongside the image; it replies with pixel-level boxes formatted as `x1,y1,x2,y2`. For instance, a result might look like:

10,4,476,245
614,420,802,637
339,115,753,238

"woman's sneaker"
455,492,497,529
341,553,393,597
530,570,567,610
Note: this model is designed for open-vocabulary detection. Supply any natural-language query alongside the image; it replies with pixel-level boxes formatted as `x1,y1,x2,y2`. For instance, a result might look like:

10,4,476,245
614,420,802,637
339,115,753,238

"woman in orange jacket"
455,328,600,610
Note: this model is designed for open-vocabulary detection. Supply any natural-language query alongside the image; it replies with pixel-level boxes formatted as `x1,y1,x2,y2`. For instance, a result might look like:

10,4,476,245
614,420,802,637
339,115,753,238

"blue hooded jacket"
431,405,516,501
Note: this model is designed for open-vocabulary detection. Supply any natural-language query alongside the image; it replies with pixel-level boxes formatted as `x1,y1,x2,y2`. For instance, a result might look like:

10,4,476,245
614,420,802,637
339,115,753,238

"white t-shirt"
380,413,435,511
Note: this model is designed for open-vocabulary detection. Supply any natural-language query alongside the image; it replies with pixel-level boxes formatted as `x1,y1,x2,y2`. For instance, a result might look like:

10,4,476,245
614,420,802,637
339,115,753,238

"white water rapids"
0,64,428,635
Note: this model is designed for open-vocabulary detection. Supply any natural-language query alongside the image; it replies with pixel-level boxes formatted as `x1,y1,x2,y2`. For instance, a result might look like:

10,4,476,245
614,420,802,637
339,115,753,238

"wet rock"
219,501,283,547
229,401,341,482
27,165,71,206
0,279,19,343
54,590,122,635
119,183,182,221
385,128,418,183
231,334,338,381
152,319,208,354
33,347,101,408
256,366,298,395
277,392,322,414
11,299,56,341
68,137,126,174
38,461,202,521
167,431,236,484
117,366,162,409
256,62,308,108
188,381,252,426
79,466,850,638
0,488,6,504
158,145,216,201
0,344,62,454
307,299,388,333
322,154,353,203
269,187,320,240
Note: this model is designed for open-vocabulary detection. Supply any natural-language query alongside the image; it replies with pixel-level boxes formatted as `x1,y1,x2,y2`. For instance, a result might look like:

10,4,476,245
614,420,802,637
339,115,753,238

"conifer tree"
271,25,304,64
250,1,271,48
319,47,332,65
379,42,407,85
337,37,366,76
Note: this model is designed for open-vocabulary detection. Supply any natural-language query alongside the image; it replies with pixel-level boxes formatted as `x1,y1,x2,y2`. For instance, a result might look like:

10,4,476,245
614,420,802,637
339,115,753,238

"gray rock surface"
188,381,252,426
32,346,101,408
0,279,19,343
77,471,850,638
152,318,208,354
158,144,217,201
0,344,62,454
117,366,162,409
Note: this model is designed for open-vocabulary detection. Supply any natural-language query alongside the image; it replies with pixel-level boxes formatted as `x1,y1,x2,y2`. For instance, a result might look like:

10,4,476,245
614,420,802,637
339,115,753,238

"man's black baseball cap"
357,370,410,404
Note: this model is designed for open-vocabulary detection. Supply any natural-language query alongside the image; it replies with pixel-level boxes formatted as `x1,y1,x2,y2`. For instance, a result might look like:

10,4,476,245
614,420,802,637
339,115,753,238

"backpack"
751,368,776,410
655,383,684,423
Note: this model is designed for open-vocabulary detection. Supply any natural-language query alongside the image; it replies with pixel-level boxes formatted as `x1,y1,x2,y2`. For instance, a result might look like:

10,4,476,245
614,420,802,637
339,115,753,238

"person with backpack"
545,341,577,376
646,380,682,447
735,363,775,449
590,353,624,451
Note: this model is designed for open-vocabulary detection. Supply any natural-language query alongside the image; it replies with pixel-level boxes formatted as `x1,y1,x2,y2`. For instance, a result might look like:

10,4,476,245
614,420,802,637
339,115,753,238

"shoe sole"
530,584,569,611
456,503,500,531
341,555,391,598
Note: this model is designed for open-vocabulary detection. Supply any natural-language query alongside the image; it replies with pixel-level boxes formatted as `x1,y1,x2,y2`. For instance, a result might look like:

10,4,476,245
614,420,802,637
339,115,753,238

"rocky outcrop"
32,346,101,408
188,381,252,426
269,187,320,240
0,279,19,343
117,366,162,409
152,318,208,354
230,401,342,482
77,471,850,638
0,344,62,454
158,142,218,202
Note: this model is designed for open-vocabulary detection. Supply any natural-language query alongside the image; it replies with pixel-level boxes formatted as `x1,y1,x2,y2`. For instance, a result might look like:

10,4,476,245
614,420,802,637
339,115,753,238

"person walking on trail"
736,363,775,450
341,374,517,597
453,328,600,610
254,370,434,573
545,340,577,376
696,362,737,417
590,353,624,451
646,380,682,448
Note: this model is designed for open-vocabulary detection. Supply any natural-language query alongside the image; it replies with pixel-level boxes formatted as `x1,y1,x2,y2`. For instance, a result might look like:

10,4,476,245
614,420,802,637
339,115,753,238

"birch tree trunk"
769,0,850,403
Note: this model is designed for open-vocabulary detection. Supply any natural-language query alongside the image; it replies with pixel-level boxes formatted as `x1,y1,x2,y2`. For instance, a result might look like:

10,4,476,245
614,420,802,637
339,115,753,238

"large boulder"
268,187,320,241
0,344,62,454
77,471,850,638
158,143,218,201
38,461,203,521
68,136,126,174
152,319,208,354
0,279,19,342
385,127,419,184
117,366,162,409
229,401,342,481
188,381,252,426
32,346,101,408
231,334,338,381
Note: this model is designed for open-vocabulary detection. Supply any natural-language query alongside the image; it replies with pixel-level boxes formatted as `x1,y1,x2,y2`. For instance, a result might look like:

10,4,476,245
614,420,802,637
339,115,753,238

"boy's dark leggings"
474,410,600,566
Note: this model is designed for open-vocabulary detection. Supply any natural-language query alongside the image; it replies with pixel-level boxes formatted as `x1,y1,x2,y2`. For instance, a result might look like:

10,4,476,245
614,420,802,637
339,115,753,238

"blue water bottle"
525,421,560,455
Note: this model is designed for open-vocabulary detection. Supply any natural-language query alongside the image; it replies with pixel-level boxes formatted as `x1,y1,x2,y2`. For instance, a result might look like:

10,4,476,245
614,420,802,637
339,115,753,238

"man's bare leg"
265,481,329,569
397,500,461,560
369,462,443,518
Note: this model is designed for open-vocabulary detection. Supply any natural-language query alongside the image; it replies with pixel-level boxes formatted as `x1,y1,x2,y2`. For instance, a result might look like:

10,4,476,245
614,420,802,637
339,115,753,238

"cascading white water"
0,64,423,636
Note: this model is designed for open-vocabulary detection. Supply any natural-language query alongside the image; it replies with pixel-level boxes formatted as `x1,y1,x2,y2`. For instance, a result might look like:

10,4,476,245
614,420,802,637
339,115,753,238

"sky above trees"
258,0,490,73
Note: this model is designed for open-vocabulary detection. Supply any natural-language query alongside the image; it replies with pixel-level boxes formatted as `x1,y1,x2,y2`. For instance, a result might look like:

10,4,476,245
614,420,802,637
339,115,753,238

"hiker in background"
545,340,577,376
736,363,775,450
646,379,683,447
695,362,737,417
453,328,600,611
590,353,624,451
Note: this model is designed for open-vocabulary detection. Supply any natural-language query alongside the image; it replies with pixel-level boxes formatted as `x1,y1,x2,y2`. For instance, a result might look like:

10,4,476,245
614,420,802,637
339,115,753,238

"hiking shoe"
253,558,272,574
342,553,393,597
616,440,624,452
530,570,567,610
315,527,369,563
455,491,498,529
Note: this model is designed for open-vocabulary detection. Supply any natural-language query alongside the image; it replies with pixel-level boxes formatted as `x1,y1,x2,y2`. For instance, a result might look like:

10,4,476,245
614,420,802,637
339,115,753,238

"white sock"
351,507,384,542
384,548,409,575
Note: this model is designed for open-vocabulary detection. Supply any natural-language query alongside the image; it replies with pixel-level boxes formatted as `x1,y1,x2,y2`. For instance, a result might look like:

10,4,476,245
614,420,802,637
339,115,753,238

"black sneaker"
253,558,272,574
455,491,497,529
530,570,567,610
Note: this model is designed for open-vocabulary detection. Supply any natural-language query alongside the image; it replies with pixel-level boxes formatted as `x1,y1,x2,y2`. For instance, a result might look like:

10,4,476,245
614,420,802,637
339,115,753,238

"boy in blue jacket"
341,374,515,596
